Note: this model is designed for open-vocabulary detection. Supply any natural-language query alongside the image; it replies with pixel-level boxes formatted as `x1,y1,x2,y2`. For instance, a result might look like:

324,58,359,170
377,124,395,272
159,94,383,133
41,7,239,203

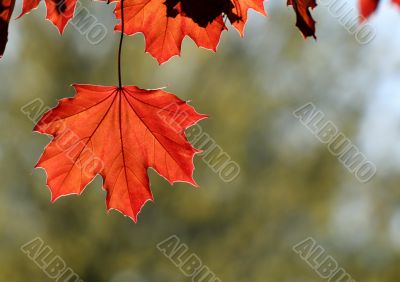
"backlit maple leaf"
114,0,266,63
114,0,225,64
34,84,206,221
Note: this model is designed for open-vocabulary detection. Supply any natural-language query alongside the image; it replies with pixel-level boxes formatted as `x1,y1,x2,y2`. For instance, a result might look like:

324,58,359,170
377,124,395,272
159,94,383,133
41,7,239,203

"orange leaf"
114,0,266,63
34,84,206,222
231,0,266,36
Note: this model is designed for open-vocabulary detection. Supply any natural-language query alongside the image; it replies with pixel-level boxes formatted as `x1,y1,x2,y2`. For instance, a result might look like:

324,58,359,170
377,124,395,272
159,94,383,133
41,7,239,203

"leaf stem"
118,0,125,89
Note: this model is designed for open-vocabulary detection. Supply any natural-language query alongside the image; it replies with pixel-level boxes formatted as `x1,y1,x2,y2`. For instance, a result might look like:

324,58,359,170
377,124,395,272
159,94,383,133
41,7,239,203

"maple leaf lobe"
18,0,77,33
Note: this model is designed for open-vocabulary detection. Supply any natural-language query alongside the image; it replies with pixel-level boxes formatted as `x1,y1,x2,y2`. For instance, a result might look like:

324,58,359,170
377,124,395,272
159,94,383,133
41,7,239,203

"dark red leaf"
287,0,317,38
0,0,15,58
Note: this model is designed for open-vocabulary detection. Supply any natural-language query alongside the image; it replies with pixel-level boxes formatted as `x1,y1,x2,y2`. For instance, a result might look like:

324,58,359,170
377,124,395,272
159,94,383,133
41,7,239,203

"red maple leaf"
359,0,379,19
359,0,400,19
287,0,317,38
34,84,206,221
0,0,15,58
18,0,77,33
114,0,265,63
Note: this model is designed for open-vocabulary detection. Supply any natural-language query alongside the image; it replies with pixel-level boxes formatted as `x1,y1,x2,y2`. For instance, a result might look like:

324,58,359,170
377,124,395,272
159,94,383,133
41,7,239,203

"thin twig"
118,0,125,89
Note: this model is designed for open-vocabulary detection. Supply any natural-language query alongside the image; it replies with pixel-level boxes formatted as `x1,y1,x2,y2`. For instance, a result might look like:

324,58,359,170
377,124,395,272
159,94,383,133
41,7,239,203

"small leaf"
287,0,317,38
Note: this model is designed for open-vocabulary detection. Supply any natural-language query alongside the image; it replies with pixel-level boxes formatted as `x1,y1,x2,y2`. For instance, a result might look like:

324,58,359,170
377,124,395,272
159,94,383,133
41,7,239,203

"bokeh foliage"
1,2,400,281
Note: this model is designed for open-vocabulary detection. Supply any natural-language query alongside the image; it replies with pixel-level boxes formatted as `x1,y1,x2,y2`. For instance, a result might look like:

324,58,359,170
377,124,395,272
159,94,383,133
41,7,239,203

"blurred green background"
2,0,400,281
